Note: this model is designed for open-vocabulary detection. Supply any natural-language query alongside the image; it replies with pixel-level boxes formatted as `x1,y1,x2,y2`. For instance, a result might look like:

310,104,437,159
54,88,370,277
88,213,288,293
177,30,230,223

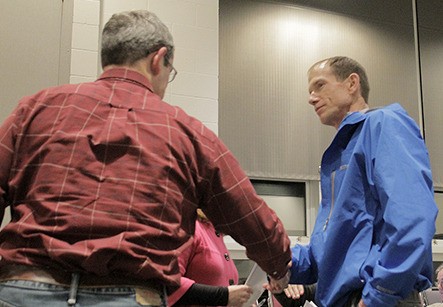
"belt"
0,264,164,306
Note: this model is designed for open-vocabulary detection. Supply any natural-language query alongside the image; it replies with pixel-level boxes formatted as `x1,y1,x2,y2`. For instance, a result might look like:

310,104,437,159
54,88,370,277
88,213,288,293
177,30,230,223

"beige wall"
0,0,72,124
220,0,419,181
70,0,219,134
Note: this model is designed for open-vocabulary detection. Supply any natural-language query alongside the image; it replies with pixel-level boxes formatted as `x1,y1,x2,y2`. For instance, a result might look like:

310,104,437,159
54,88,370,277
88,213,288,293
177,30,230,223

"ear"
150,46,168,76
347,73,360,95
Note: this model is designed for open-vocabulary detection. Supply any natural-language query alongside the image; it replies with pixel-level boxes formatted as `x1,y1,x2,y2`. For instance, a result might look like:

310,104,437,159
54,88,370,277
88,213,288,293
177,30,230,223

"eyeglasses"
164,57,177,83
168,65,177,83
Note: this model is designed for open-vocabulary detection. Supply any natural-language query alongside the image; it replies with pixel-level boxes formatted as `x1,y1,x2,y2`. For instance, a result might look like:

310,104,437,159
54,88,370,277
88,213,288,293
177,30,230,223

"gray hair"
309,56,370,103
101,10,174,68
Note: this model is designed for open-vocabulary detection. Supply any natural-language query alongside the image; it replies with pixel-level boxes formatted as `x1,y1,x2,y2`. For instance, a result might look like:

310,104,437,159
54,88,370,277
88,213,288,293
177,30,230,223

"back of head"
101,10,174,68
309,56,370,103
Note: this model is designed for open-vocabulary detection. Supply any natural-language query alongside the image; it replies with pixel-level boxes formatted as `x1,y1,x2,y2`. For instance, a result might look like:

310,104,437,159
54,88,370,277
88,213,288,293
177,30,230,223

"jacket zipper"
323,170,335,231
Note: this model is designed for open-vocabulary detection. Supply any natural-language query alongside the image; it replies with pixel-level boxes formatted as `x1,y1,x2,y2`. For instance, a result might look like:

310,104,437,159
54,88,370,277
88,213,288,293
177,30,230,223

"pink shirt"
0,68,290,289
168,220,238,306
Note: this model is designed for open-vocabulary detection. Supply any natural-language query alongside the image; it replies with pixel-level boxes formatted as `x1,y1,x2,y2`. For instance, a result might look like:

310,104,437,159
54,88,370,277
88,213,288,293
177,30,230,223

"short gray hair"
308,56,370,103
101,10,174,68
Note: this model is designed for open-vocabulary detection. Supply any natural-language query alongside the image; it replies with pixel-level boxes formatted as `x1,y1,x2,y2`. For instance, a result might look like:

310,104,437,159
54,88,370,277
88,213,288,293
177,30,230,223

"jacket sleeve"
361,108,438,306
289,244,318,285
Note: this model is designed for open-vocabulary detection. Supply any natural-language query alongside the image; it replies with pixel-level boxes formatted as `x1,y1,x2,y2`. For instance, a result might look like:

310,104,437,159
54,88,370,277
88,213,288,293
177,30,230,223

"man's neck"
103,60,153,82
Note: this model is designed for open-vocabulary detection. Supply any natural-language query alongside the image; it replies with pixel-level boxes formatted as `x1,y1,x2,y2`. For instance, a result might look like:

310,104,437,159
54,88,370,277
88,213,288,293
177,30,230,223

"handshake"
265,268,291,294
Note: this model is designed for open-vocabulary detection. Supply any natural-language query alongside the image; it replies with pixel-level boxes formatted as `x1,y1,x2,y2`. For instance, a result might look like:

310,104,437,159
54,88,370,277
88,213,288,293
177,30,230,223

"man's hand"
264,261,292,294
227,285,253,307
358,299,366,307
283,284,305,299
264,271,290,294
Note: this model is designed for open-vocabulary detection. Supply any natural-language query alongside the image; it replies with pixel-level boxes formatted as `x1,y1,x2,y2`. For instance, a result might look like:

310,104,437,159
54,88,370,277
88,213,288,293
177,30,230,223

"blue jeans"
0,280,167,307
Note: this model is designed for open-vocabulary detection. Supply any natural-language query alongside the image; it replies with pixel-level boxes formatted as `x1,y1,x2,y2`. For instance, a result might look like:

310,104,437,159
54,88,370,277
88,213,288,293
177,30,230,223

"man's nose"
309,92,319,105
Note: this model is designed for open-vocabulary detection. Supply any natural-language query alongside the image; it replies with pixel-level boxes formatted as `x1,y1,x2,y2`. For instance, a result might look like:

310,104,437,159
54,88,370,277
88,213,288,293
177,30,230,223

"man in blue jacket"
288,56,438,306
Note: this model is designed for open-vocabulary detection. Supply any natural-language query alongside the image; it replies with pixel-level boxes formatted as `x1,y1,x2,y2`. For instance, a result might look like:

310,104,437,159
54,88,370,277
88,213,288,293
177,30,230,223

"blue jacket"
290,103,438,306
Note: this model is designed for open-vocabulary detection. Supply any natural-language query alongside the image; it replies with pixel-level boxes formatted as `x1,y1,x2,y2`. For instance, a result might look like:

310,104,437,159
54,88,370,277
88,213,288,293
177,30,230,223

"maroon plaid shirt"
0,68,290,287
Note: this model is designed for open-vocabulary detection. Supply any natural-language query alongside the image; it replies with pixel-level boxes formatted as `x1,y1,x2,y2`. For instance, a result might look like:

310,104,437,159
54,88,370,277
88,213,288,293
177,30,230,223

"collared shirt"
0,68,290,287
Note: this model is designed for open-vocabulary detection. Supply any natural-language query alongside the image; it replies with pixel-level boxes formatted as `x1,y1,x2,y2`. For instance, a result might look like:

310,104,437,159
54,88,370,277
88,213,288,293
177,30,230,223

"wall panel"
219,0,417,181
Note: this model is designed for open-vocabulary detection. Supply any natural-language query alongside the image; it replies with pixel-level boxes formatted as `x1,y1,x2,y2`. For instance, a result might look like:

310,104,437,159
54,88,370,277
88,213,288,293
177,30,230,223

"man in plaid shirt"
0,10,291,307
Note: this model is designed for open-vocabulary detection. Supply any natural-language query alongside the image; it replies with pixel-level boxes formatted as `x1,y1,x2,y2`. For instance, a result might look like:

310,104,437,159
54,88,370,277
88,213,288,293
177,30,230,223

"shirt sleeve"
173,283,229,306
362,109,438,305
197,139,291,280
0,102,23,219
168,276,196,306
273,283,316,307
